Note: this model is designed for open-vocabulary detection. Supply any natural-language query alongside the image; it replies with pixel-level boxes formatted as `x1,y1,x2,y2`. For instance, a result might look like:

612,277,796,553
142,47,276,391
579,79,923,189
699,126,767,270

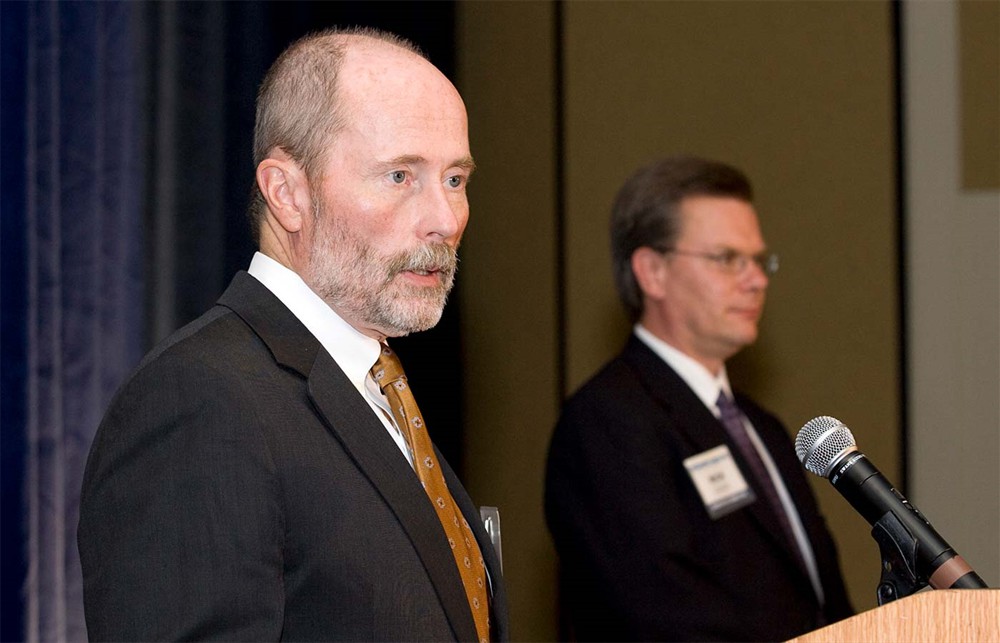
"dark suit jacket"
544,334,852,642
78,272,509,641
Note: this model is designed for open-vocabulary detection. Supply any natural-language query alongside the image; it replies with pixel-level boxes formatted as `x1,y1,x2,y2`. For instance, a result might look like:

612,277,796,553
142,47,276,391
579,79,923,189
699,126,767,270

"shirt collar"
633,323,732,416
248,252,382,395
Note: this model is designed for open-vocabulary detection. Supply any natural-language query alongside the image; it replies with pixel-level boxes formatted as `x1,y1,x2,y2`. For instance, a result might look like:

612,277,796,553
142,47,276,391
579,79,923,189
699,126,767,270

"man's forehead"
337,56,466,128
338,47,462,113
341,41,436,84
677,197,762,241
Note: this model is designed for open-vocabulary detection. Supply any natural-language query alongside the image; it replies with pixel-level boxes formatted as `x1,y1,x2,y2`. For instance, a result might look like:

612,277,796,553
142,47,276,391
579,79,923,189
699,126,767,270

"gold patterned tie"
371,343,490,643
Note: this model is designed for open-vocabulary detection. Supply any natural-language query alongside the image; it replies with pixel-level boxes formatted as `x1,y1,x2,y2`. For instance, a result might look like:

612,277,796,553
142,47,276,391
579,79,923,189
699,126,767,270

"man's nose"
743,256,770,289
420,184,466,243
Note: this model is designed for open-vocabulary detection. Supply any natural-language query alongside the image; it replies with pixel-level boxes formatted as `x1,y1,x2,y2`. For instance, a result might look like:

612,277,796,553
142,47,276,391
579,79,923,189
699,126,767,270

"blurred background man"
545,156,853,641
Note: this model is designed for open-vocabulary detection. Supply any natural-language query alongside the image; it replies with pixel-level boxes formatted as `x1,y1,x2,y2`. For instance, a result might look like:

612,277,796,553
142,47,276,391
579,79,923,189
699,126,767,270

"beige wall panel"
906,0,1000,588
562,1,898,612
457,3,560,640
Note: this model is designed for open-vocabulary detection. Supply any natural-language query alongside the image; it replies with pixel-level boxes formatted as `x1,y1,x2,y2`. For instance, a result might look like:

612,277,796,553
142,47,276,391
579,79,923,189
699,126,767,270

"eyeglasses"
656,247,780,276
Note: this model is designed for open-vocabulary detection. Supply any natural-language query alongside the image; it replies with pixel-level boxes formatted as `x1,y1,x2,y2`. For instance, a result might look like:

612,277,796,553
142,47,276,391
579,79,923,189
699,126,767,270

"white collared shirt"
634,323,825,604
247,252,414,467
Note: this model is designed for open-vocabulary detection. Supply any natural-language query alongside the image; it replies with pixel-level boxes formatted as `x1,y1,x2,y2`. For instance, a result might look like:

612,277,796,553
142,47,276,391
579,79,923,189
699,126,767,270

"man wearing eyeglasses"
544,156,853,641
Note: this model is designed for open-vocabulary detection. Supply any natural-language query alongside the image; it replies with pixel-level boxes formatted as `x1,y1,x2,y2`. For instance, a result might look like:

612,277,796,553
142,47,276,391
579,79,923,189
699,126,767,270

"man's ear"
256,153,311,233
631,247,668,300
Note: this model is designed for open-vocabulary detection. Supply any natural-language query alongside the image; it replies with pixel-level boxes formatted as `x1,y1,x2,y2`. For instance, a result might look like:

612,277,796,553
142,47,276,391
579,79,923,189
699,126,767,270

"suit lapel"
307,354,479,642
620,335,811,582
217,273,479,642
620,335,725,456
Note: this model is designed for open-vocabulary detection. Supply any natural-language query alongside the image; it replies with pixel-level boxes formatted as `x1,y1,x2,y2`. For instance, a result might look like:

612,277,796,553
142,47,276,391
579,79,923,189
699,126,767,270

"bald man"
79,28,508,641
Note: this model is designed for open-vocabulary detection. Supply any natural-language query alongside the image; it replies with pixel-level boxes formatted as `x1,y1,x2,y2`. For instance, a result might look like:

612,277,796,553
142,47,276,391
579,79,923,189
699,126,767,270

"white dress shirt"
247,252,414,467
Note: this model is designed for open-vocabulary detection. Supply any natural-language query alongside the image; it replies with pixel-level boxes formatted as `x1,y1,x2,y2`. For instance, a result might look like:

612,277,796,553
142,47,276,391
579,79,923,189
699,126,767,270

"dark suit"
544,334,851,642
79,272,509,641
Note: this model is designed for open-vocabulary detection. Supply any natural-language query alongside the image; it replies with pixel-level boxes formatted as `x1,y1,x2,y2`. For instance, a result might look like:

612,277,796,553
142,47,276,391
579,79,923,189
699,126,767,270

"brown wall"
457,4,562,640
959,0,1000,190
458,2,899,639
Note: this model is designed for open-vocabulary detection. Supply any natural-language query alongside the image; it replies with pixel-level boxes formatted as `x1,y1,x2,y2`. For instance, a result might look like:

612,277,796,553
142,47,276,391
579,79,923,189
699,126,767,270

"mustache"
384,243,459,280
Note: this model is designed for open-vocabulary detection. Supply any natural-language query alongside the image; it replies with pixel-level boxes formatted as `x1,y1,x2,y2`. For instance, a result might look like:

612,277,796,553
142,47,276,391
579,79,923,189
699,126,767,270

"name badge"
683,444,756,519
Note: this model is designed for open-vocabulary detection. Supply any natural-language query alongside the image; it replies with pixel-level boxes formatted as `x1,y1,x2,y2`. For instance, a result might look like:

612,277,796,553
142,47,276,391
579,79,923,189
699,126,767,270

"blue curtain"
1,2,146,640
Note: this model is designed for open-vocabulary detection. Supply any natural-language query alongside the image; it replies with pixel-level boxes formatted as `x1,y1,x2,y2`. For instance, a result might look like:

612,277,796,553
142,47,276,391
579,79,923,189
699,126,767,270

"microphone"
795,416,987,592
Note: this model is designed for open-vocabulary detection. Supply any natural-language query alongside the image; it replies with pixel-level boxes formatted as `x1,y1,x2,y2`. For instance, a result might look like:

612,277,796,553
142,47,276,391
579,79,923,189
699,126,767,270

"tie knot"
370,343,406,392
716,391,740,419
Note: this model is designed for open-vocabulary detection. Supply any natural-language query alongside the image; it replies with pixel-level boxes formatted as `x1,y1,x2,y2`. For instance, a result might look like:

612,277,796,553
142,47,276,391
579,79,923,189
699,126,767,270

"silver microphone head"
795,416,858,477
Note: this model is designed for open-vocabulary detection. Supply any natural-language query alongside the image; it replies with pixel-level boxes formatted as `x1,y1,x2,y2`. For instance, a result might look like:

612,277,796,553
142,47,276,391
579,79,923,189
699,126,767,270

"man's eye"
390,171,407,184
446,175,464,188
719,251,742,268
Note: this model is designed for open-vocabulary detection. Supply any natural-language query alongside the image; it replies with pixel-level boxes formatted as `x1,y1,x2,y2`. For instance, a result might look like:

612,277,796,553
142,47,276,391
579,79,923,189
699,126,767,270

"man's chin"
370,303,446,338
733,331,759,351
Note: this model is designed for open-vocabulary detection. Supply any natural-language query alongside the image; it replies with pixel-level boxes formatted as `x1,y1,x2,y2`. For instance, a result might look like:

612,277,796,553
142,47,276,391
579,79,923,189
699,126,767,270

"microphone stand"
871,511,927,605
870,510,989,605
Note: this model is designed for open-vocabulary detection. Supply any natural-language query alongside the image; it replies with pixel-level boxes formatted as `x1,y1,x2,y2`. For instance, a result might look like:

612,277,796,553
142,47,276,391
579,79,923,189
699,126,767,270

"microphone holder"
871,510,928,605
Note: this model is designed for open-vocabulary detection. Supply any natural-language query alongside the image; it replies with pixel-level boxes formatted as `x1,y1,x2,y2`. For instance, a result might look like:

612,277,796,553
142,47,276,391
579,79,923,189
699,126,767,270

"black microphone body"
797,416,988,593
828,449,987,590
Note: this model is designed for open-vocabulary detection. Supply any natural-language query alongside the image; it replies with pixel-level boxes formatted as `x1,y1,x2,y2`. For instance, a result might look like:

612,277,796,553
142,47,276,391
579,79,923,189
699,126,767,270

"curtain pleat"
23,3,145,641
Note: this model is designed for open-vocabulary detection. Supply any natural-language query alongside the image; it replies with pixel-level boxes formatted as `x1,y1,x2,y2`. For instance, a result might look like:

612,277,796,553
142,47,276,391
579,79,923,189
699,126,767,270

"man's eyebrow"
373,155,477,174
374,155,426,171
454,155,477,174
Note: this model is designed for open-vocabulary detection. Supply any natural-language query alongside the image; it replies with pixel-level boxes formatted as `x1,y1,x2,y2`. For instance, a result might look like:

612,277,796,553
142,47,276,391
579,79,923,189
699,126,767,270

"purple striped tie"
716,392,805,570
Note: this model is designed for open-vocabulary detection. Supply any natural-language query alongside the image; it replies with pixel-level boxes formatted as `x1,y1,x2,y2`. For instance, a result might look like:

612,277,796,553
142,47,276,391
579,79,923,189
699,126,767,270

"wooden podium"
786,589,999,643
